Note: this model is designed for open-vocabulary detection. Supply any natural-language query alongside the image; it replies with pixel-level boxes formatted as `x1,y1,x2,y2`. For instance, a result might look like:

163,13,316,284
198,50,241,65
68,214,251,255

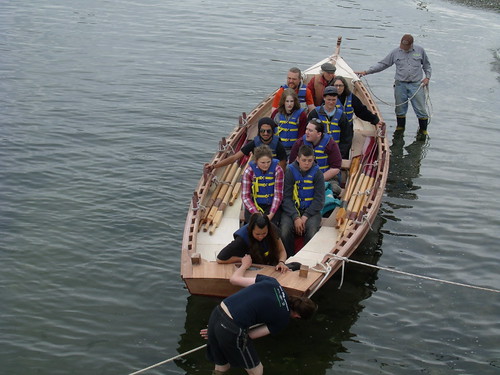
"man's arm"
421,47,432,85
229,254,256,288
248,324,271,339
338,113,353,159
356,50,395,76
303,169,325,218
281,167,299,220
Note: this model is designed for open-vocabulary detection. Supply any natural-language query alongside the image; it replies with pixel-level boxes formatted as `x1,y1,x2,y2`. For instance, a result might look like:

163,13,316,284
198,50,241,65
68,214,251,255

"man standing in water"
200,254,317,375
356,34,432,135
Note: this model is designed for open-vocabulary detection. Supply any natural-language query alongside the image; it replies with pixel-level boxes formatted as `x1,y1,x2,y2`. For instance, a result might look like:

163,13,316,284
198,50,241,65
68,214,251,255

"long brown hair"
277,88,301,115
246,213,280,265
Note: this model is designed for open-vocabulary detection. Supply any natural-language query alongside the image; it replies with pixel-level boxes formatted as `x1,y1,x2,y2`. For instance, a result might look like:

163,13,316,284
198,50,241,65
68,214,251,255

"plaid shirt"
241,164,284,215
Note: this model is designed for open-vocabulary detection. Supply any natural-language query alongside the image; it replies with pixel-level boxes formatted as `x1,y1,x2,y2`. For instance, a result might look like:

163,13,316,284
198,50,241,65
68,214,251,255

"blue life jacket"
253,135,279,158
337,93,354,124
289,163,320,211
316,105,344,142
276,108,305,148
303,134,332,173
233,224,270,258
250,159,279,209
282,83,307,103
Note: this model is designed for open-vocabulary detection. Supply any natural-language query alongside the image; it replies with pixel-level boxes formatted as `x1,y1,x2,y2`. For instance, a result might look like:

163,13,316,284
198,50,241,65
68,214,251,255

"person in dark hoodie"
206,117,287,172
280,145,325,256
333,75,385,128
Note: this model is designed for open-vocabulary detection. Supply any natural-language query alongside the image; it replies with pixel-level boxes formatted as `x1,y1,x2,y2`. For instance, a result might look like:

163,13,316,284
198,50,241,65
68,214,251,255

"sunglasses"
259,128,273,134
310,118,322,125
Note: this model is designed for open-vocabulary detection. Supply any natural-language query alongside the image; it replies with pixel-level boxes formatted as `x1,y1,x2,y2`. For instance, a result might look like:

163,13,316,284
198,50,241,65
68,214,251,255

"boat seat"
197,196,242,262
286,225,337,267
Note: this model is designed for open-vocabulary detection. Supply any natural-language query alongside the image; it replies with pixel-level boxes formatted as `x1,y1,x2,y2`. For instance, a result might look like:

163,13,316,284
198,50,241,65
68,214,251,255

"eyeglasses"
333,84,344,87
260,128,273,134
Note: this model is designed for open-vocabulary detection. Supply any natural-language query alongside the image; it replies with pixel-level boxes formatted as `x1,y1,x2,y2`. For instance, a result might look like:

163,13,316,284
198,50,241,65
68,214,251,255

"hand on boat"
200,328,208,340
240,254,253,270
275,262,289,273
204,163,215,173
355,71,367,77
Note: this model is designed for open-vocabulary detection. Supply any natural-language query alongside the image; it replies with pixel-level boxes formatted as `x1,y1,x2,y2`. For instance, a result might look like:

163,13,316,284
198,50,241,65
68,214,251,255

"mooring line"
128,344,207,375
329,254,500,294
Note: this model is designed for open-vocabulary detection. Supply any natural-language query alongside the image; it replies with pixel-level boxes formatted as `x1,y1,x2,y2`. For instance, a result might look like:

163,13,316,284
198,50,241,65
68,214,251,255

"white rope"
128,344,207,375
328,254,500,294
362,78,423,108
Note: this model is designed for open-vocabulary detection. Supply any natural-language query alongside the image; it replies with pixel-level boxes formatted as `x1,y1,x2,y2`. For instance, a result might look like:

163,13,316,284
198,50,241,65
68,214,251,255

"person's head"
246,213,280,265
323,86,338,110
400,34,414,51
247,212,270,242
278,88,300,114
333,76,351,96
321,62,336,82
286,67,302,90
297,145,315,171
305,118,324,145
258,117,276,143
253,144,273,172
288,296,318,319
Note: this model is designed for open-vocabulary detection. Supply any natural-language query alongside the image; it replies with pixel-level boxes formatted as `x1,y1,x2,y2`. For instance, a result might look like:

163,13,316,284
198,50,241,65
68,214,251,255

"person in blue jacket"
216,213,288,272
200,254,317,375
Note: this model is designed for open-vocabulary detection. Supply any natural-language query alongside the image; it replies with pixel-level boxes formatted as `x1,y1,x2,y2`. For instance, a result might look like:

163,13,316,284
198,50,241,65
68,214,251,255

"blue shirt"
367,44,431,82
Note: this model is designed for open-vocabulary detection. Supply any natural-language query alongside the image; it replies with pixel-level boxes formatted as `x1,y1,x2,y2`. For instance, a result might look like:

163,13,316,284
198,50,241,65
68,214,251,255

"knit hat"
258,117,277,131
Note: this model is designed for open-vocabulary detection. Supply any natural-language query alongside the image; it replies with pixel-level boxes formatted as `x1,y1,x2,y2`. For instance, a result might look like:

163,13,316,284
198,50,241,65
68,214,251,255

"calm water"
1,0,499,374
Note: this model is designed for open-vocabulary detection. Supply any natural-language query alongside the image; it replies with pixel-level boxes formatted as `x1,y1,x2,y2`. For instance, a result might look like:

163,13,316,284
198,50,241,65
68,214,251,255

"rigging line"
328,254,500,294
361,78,426,108
128,344,207,375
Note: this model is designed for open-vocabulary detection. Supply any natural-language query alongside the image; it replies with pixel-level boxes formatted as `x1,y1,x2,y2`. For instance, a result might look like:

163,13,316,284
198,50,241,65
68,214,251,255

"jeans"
280,212,322,257
394,80,428,119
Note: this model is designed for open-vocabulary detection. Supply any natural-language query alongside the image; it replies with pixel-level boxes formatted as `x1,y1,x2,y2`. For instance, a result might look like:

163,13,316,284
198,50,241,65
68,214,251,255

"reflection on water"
386,131,430,201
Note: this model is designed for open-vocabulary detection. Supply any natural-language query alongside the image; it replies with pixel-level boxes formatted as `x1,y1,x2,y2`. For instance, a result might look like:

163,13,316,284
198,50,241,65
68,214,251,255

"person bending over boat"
200,254,317,375
288,118,342,196
308,86,352,159
241,145,284,225
356,34,431,135
307,62,337,106
281,145,325,257
271,67,315,114
216,213,288,272
206,117,287,172
271,88,308,152
333,75,385,128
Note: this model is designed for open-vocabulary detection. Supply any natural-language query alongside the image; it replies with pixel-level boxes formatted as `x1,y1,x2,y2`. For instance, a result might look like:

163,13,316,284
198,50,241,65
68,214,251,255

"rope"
361,77,434,127
328,254,500,294
128,344,207,375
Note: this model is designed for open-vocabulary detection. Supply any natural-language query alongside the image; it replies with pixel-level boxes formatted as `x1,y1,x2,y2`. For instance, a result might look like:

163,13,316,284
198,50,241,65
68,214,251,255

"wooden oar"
336,154,361,223
209,165,244,234
203,162,239,231
229,155,251,206
337,137,378,238
201,164,233,224
336,136,375,226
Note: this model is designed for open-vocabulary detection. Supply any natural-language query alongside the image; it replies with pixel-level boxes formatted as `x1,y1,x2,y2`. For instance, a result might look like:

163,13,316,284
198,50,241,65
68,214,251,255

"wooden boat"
181,37,389,298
